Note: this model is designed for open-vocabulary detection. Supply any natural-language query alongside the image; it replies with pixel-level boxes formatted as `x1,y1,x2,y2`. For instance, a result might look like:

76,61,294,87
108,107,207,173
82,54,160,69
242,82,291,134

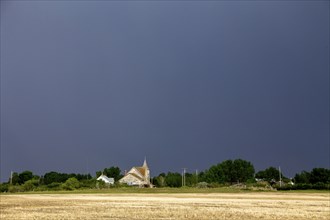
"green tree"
103,167,121,181
204,159,255,184
220,160,234,183
232,159,255,183
18,171,33,184
165,172,182,187
44,172,71,185
184,173,194,186
96,171,102,178
310,168,330,184
76,174,92,181
197,171,206,183
255,167,283,182
153,173,166,187
294,171,311,184
204,164,225,184
9,172,20,185
44,172,61,185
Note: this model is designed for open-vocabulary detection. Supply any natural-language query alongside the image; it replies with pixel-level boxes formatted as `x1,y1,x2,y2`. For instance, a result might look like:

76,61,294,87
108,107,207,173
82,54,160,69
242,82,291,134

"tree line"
1,159,329,192
152,160,330,190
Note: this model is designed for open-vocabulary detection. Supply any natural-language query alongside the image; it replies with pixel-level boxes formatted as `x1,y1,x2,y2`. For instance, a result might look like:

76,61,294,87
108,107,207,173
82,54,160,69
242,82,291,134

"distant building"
119,158,152,187
97,174,114,185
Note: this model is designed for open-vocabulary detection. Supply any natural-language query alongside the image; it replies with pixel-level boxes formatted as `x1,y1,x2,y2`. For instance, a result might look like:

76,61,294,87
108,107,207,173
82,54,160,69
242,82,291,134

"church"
119,158,152,188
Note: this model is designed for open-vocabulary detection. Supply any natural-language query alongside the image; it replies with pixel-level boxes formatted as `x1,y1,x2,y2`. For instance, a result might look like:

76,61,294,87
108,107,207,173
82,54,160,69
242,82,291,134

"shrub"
246,178,256,184
79,179,97,189
0,183,9,192
46,182,62,190
33,185,48,191
196,182,209,188
254,181,269,188
22,179,39,191
208,182,224,188
61,177,80,190
294,183,312,190
313,182,329,190
276,185,293,191
8,185,22,193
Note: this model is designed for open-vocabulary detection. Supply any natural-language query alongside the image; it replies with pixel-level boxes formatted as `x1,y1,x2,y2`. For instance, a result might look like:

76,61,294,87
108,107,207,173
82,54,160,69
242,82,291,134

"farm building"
119,158,152,187
97,174,114,185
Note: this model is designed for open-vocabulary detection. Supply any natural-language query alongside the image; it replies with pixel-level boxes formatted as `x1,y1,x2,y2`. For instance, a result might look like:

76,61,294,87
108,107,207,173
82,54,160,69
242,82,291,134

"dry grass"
1,192,329,219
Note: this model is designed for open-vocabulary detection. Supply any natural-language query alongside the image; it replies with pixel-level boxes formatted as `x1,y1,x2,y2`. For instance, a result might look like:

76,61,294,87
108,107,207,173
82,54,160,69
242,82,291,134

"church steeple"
143,157,148,168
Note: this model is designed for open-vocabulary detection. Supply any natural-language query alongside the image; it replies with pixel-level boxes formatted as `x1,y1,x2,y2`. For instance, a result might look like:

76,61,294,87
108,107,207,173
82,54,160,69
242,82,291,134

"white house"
97,174,114,185
119,158,152,188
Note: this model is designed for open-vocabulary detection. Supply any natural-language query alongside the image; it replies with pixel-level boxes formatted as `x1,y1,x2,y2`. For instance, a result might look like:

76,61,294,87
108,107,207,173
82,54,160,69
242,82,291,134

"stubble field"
1,192,329,219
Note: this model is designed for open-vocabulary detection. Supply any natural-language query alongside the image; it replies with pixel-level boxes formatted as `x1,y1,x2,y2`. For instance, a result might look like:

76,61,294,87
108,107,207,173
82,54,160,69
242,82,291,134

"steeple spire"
143,156,148,168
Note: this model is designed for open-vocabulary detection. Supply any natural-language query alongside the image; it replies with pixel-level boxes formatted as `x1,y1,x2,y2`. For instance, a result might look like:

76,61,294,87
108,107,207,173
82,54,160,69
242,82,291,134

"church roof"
135,166,147,177
127,172,143,180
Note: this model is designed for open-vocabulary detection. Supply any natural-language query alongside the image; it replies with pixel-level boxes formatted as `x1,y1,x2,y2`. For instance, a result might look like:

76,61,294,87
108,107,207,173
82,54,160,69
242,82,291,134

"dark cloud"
1,1,329,182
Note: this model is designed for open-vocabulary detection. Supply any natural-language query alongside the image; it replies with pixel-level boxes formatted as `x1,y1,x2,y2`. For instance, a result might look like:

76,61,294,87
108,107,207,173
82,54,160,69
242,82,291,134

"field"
1,191,329,219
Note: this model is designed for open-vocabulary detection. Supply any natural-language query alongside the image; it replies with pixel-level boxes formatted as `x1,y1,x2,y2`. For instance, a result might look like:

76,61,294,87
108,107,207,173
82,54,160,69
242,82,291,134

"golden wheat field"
1,192,329,219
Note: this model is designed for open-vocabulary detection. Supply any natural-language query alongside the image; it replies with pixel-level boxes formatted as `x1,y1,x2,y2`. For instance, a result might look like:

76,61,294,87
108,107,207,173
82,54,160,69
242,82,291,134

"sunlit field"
1,192,329,219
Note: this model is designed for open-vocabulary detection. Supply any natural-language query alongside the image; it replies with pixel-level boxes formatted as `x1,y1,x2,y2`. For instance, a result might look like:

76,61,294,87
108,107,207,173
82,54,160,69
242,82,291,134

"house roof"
97,174,114,183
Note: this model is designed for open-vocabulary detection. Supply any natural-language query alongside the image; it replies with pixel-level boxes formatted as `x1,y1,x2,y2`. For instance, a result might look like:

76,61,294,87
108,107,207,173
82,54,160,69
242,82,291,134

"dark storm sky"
1,1,329,182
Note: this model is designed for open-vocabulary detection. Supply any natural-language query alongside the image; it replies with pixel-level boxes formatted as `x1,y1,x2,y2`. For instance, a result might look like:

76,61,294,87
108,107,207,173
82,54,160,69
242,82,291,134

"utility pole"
10,171,13,185
182,168,187,187
195,169,198,184
279,166,282,187
86,158,89,180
